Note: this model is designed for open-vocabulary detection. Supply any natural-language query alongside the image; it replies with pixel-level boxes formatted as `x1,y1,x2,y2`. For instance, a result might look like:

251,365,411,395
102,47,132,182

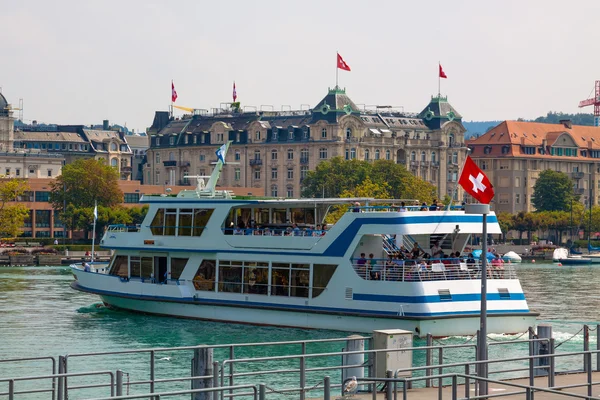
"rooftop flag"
337,53,351,71
439,63,447,79
233,81,237,102
458,156,494,204
171,80,178,102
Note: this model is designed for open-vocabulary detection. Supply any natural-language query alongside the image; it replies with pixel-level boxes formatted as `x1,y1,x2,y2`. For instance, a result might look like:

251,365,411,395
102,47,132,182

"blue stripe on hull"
72,281,529,318
353,292,526,303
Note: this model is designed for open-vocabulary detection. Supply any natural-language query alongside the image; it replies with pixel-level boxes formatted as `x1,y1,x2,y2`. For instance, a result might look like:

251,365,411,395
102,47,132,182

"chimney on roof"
103,120,109,130
559,119,572,129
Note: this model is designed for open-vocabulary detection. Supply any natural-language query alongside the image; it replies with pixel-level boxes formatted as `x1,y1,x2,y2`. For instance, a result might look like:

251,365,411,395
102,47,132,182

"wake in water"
77,303,108,313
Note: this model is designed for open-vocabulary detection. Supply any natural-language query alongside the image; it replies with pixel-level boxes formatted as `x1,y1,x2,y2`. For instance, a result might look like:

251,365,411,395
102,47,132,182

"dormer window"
501,145,510,154
346,128,352,139
484,146,492,154
272,129,278,141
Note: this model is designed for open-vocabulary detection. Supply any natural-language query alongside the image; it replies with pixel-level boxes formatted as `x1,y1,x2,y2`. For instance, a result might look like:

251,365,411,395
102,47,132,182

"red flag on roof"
337,53,351,71
171,81,178,103
458,156,494,204
439,64,447,79
233,81,237,102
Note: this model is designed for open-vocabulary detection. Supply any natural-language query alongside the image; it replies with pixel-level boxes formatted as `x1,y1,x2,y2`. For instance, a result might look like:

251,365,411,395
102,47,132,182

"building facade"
145,88,469,199
468,120,600,213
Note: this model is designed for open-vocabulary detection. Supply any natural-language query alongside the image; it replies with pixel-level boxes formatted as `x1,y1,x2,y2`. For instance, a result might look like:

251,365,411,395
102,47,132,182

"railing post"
229,346,235,398
299,355,306,400
259,383,266,400
438,347,443,390
191,347,214,400
343,335,365,392
549,338,555,388
212,361,219,394
475,329,480,395
587,351,593,398
116,369,123,396
8,380,14,400
451,375,458,400
465,364,470,399
150,350,155,396
584,325,590,373
426,333,433,387
597,324,600,372
57,355,65,400
323,376,330,400
386,370,393,400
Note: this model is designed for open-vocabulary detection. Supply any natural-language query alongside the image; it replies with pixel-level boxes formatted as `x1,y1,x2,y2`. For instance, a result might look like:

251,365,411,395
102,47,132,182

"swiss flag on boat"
458,156,494,204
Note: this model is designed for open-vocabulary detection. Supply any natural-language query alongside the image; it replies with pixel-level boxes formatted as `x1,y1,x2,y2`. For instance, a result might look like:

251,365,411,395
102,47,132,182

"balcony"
300,157,309,165
163,160,177,167
572,171,585,179
120,166,132,173
431,161,440,168
574,188,585,195
249,159,263,166
397,159,406,164
410,160,420,167
180,161,191,167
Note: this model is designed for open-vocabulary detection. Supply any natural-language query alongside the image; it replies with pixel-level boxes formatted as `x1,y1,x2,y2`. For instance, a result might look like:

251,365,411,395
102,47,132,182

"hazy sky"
1,0,599,132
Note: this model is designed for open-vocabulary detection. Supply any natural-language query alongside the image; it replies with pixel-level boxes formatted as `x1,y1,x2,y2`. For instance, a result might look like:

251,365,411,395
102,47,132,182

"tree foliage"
301,157,437,202
0,179,30,237
50,158,123,211
324,178,390,224
534,111,594,126
532,170,576,211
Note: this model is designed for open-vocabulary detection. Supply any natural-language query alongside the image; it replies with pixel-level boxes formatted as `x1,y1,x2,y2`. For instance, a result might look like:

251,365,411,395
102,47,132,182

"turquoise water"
0,264,597,398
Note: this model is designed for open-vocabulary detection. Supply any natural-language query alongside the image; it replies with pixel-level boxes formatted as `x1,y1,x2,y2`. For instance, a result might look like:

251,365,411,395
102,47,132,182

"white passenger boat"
71,142,537,337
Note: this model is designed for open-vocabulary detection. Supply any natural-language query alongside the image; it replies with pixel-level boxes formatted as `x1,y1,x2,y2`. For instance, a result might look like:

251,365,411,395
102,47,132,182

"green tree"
0,179,30,237
324,178,390,224
128,205,149,225
496,212,513,243
511,212,528,243
50,158,123,211
532,170,575,211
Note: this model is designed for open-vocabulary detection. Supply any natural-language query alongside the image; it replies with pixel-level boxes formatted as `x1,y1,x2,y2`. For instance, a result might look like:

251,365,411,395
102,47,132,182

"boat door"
154,256,168,283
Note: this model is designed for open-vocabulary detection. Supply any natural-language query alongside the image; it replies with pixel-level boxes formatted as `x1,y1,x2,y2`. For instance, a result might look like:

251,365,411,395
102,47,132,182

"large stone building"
468,120,600,213
145,88,469,199
0,92,65,178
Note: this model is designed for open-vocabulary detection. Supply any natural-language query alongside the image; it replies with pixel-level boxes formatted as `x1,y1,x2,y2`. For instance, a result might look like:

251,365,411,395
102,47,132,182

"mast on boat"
91,200,97,263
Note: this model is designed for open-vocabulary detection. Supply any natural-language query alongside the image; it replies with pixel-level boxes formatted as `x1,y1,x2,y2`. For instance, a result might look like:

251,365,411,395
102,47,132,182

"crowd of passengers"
353,240,507,281
352,199,466,213
228,221,329,236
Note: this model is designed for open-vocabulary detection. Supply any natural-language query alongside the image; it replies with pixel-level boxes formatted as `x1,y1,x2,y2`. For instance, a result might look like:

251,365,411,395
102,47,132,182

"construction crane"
579,80,600,126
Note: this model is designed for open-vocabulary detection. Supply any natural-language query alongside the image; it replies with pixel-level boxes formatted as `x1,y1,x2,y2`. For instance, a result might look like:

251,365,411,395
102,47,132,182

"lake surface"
0,264,597,398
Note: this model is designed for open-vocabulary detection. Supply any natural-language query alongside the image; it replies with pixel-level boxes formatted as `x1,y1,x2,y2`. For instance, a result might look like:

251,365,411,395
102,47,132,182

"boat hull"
72,282,537,337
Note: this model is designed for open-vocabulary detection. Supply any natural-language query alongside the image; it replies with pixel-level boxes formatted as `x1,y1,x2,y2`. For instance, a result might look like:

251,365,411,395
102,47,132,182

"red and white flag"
458,156,494,204
439,63,447,79
337,53,351,71
171,81,178,103
233,81,237,102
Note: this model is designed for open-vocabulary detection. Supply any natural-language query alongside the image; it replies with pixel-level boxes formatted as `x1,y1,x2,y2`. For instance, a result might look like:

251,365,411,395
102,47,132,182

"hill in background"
463,112,595,138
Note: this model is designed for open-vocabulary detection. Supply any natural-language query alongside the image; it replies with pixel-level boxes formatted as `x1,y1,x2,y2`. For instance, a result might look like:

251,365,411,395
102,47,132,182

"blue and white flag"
215,143,227,164
93,205,98,221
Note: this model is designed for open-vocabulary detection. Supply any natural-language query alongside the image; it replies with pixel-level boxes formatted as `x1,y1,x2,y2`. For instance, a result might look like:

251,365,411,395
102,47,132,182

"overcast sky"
1,0,599,132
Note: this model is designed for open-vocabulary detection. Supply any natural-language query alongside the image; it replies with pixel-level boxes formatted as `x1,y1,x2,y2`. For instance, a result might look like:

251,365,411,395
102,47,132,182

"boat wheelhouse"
71,142,537,337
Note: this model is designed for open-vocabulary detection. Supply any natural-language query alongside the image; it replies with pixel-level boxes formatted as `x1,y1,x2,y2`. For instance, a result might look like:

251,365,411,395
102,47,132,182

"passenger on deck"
420,202,428,211
353,202,361,213
82,261,91,272
399,202,407,212
369,253,380,280
429,200,438,211
430,241,443,258
356,253,367,277
233,226,243,235
292,224,301,236
263,227,272,236
410,244,422,259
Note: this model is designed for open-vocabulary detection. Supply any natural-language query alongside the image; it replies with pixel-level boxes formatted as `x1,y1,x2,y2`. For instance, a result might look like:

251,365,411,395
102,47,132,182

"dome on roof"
418,95,462,130
311,87,360,123
0,92,8,115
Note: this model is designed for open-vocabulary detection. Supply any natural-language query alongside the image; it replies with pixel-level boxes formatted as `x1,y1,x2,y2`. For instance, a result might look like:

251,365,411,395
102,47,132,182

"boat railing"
347,205,465,213
107,224,141,233
223,227,328,237
352,257,517,282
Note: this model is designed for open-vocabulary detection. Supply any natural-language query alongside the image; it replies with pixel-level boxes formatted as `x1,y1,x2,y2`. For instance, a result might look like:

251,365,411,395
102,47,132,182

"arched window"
235,151,241,161
421,151,426,162
169,152,175,161
452,152,458,164
271,149,278,160
364,149,370,160
385,149,391,160
350,148,356,159
111,142,118,151
375,149,380,160
431,152,436,163
410,151,416,161
346,128,352,139
111,158,118,167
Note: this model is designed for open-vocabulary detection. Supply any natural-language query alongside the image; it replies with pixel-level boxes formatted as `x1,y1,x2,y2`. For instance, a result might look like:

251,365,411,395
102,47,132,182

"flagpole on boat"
91,200,97,263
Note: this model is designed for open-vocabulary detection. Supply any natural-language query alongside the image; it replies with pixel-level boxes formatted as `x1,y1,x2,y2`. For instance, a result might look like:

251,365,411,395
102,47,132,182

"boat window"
178,209,193,236
164,209,177,236
193,260,216,291
170,258,188,280
271,262,290,297
109,255,128,277
150,208,165,235
273,209,287,224
290,263,309,298
312,264,338,298
141,257,153,279
218,260,242,293
193,209,213,236
243,262,269,295
130,256,141,277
